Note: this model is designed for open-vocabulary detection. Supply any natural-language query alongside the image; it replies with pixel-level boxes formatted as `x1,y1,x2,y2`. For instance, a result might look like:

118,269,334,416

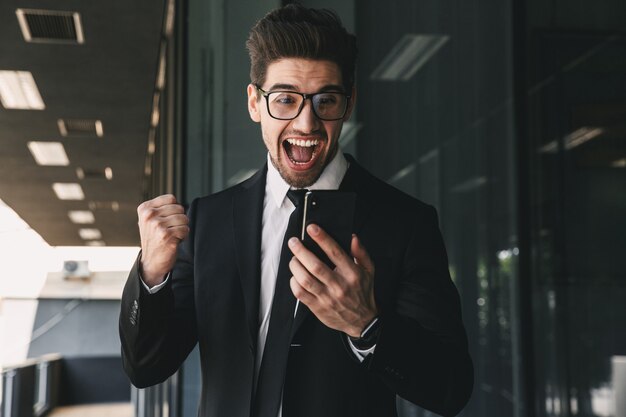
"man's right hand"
137,194,189,287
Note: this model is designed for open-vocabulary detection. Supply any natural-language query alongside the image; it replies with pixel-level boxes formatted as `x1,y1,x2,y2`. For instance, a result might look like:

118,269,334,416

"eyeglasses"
255,85,350,121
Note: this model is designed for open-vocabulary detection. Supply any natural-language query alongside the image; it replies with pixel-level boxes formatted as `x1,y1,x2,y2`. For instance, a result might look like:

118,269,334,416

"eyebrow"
267,83,345,93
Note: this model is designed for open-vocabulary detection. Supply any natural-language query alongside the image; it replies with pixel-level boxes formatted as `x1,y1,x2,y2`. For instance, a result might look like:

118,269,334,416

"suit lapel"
233,164,267,349
338,155,373,234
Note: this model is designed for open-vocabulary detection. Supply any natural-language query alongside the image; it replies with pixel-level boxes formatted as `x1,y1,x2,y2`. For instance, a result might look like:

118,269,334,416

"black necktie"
253,189,307,417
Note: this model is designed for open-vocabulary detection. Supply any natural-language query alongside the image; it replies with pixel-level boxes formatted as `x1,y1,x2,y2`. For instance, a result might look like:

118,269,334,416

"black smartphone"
300,190,356,268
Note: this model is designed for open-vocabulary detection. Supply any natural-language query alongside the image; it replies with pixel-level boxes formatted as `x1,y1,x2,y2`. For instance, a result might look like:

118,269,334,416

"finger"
288,237,334,285
158,225,189,243
305,224,353,272
289,257,325,297
158,213,189,228
168,225,190,241
143,194,178,208
351,234,375,276
154,203,185,217
139,203,184,222
290,277,317,306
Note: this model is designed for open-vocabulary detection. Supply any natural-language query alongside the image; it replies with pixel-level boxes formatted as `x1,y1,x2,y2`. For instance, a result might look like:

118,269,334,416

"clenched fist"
137,194,189,286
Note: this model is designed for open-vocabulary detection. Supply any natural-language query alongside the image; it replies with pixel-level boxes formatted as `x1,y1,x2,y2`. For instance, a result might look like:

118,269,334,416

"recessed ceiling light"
612,158,626,168
27,141,69,166
451,176,488,193
388,163,416,184
52,183,84,200
156,54,166,90
85,240,106,247
0,70,45,110
151,93,161,127
68,210,95,224
371,34,450,81
164,0,175,37
539,127,605,153
147,129,156,155
79,228,101,240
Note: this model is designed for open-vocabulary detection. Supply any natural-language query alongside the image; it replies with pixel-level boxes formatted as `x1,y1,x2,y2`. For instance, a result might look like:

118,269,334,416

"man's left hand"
288,224,377,338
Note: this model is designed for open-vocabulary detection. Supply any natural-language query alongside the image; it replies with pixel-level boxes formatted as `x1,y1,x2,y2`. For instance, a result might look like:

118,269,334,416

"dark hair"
246,4,357,91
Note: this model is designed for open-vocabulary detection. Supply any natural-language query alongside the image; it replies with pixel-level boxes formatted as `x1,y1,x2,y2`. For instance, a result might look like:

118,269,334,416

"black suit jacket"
119,155,473,417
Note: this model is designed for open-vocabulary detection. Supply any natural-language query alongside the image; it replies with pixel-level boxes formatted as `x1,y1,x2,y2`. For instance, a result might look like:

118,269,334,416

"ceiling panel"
0,0,166,246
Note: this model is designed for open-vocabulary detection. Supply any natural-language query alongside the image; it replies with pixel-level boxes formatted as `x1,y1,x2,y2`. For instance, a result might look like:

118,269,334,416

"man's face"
247,58,354,188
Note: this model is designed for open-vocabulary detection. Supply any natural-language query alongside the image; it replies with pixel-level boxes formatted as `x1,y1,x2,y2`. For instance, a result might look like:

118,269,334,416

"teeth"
286,138,319,147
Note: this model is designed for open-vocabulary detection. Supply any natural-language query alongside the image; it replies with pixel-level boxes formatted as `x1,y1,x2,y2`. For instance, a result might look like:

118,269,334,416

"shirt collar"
266,150,349,209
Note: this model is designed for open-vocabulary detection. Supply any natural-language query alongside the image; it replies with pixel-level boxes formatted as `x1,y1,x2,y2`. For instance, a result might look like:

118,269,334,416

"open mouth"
283,138,320,167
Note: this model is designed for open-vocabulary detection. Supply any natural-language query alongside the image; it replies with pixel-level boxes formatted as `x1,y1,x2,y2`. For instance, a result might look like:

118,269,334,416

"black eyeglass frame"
255,85,351,121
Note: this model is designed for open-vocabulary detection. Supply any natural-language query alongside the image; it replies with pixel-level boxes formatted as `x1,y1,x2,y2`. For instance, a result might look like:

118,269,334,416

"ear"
247,84,261,123
343,86,357,121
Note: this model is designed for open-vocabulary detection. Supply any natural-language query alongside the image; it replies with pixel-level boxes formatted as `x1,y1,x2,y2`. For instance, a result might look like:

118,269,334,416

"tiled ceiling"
0,0,167,246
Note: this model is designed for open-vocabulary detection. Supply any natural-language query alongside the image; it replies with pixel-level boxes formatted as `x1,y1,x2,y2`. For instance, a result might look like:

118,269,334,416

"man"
119,4,473,417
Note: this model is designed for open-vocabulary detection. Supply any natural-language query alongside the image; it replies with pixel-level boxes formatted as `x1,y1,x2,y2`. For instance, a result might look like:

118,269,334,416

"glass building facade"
524,1,626,417
147,0,626,416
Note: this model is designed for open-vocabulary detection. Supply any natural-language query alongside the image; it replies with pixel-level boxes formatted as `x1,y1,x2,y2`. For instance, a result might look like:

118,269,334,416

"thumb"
351,234,375,276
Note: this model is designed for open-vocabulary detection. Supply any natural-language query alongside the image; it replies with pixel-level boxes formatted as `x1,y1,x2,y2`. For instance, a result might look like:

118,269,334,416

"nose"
292,98,319,133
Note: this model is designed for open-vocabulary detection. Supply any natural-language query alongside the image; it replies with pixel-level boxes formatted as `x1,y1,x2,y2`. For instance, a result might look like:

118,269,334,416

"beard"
271,153,324,188
270,136,339,188
260,116,344,188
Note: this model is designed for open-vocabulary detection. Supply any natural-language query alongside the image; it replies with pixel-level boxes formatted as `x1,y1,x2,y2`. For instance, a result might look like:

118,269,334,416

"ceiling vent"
88,201,120,212
58,119,104,138
16,9,84,44
76,167,113,181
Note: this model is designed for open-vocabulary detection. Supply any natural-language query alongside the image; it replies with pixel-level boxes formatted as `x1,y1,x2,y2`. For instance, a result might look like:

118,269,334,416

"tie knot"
287,189,308,208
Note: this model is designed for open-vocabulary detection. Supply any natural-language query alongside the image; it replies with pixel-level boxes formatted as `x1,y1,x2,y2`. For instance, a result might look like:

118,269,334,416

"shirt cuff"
346,336,376,362
139,271,171,294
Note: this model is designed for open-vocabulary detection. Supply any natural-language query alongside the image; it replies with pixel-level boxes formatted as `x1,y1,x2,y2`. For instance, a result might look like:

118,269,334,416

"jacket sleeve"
367,205,474,417
119,199,198,388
